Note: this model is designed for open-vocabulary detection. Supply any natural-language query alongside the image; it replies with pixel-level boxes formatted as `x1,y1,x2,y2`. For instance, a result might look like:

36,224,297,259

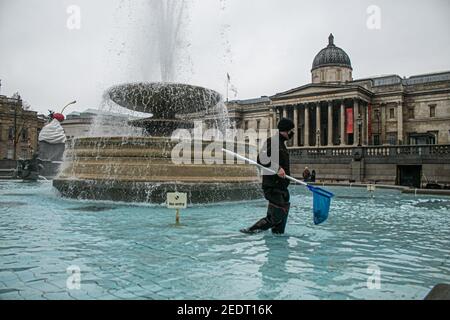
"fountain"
53,83,263,204
53,1,263,204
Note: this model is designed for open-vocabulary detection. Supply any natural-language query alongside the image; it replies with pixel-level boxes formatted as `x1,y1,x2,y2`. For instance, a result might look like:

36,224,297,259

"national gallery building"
225,34,450,148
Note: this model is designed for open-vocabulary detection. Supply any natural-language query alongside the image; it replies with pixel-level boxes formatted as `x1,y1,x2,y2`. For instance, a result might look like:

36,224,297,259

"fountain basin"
53,137,263,204
108,82,222,118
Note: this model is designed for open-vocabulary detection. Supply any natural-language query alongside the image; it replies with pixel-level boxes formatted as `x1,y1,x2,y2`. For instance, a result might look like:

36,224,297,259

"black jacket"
257,134,291,190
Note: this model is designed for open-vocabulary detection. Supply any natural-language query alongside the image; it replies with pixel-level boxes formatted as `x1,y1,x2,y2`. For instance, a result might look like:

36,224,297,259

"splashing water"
87,94,146,138
150,0,189,83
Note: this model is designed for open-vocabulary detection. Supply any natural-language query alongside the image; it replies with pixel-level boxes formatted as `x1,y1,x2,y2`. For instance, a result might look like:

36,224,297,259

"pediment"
272,84,355,100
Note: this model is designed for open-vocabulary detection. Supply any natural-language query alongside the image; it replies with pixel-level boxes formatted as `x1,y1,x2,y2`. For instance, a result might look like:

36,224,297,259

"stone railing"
364,145,450,158
290,147,353,159
0,96,22,105
290,144,450,161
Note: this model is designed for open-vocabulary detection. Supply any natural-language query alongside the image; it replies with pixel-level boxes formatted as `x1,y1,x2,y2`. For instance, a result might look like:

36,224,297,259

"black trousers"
248,188,290,234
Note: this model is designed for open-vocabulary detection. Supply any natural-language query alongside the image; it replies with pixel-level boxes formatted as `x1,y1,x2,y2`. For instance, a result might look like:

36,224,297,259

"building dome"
312,34,352,71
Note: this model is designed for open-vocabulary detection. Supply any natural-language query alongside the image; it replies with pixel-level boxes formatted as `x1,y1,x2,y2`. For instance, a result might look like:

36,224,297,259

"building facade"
0,94,45,160
225,34,450,148
62,109,141,139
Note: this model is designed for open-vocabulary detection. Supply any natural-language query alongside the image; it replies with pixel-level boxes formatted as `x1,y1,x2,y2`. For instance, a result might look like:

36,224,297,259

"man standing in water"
240,118,295,235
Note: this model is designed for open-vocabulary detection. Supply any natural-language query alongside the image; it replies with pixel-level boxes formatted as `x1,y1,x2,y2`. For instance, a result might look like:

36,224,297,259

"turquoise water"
0,181,449,300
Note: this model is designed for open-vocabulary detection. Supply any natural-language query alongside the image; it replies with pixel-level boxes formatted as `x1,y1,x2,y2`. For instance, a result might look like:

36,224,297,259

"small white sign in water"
367,185,376,192
167,192,188,209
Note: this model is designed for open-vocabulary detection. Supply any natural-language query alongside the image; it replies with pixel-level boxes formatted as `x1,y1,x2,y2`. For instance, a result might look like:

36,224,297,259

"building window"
21,128,28,141
8,127,14,141
337,69,342,81
389,108,395,119
429,105,436,118
320,70,325,82
373,134,380,146
244,121,249,130
387,133,397,145
408,107,415,119
256,119,261,131
428,131,438,144
21,148,28,159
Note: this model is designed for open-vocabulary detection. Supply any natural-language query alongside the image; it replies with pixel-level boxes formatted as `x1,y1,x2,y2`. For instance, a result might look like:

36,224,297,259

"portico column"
353,99,359,146
397,101,404,145
316,102,321,147
304,105,310,147
327,101,333,146
340,100,346,146
293,105,299,147
361,101,366,146
282,106,287,119
271,108,277,130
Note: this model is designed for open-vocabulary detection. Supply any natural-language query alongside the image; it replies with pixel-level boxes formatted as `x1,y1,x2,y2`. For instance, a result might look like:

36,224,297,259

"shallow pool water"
0,181,449,300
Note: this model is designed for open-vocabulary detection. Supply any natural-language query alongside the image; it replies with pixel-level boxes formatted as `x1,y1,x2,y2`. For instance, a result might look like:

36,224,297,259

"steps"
0,169,17,180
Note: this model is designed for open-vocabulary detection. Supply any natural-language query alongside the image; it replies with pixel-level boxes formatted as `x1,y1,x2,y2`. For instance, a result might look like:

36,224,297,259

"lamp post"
61,100,77,114
356,115,363,147
375,110,381,145
316,129,321,148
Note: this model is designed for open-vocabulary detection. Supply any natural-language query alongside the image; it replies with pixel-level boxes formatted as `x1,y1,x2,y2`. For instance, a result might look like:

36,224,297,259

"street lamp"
356,115,363,147
374,110,381,145
316,129,321,147
61,100,77,114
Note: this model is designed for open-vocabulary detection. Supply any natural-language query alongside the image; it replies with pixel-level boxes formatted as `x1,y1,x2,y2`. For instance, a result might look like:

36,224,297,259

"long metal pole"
221,148,308,186
61,101,77,114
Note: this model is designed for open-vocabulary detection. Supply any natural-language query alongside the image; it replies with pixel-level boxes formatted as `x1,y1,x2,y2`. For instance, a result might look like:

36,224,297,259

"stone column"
304,105,310,147
271,108,277,130
293,105,299,147
361,101,366,146
327,101,333,146
353,99,359,146
282,106,287,119
316,102,321,147
340,100,346,146
397,101,403,145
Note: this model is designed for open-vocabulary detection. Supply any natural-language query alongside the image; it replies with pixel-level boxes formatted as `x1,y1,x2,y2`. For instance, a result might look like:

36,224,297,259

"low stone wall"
0,160,17,170
290,145,450,186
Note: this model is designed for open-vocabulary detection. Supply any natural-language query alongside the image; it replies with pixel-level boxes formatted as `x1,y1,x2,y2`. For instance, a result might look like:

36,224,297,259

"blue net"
307,186,334,225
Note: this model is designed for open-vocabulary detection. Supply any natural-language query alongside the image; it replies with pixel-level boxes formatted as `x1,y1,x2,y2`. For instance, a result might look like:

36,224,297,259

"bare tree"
9,94,33,160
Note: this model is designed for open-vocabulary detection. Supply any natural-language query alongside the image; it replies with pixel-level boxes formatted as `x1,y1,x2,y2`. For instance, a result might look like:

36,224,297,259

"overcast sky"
0,0,449,115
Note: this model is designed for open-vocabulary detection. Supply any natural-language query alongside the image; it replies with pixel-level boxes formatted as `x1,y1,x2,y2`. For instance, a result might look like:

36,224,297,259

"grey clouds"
0,0,449,114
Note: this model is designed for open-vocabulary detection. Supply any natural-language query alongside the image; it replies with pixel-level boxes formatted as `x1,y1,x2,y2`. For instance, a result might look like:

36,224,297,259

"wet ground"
0,181,449,300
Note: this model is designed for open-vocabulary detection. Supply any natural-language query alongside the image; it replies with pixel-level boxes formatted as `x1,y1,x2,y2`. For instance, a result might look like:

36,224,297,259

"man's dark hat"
278,118,295,132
